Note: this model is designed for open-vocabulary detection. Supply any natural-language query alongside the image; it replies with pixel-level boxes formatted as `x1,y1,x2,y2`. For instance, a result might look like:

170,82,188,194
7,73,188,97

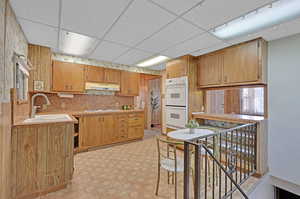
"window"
241,87,264,116
14,54,30,102
205,86,265,116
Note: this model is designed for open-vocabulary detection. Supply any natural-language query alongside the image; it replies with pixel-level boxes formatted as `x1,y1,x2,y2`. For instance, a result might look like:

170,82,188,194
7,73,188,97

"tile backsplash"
35,93,134,113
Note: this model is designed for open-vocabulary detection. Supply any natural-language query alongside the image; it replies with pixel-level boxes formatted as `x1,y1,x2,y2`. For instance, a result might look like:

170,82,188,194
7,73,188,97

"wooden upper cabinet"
223,40,260,84
166,56,188,79
198,52,223,87
197,38,267,88
52,61,85,92
85,65,104,83
104,68,121,84
85,66,121,84
119,71,140,96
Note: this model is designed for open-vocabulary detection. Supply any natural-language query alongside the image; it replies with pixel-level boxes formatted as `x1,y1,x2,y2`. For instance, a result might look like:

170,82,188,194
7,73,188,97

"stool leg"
155,167,161,195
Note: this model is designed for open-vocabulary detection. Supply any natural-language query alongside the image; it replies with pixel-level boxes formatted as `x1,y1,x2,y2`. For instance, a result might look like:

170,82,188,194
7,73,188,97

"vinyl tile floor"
40,130,258,199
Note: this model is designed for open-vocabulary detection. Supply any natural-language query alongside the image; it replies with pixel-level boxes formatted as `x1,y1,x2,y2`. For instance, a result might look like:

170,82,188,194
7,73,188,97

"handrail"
202,144,248,198
184,123,257,199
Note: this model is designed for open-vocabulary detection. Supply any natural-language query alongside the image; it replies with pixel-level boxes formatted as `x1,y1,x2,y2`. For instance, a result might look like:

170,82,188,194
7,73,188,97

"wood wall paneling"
28,44,52,92
188,56,203,119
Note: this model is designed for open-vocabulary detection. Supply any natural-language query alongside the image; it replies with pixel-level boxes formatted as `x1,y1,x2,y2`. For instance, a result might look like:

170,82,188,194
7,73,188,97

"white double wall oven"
165,76,188,129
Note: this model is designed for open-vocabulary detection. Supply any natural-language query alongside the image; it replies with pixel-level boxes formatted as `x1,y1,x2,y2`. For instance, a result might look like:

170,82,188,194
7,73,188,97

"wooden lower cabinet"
79,112,144,149
128,126,144,140
11,123,74,199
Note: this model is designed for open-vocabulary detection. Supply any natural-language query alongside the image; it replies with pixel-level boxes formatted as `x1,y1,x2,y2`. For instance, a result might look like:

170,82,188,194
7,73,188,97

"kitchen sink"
23,114,72,123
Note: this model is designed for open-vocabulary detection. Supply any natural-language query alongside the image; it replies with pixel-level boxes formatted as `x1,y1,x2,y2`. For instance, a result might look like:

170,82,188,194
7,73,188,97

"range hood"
85,82,120,91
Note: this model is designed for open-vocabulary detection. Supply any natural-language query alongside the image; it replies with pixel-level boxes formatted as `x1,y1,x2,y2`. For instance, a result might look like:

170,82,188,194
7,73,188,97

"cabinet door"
166,56,188,79
101,115,115,145
128,72,140,96
53,61,85,92
86,65,104,83
224,40,259,84
128,126,144,140
104,68,121,84
80,116,103,147
198,53,223,87
46,124,67,187
119,71,140,96
115,115,128,142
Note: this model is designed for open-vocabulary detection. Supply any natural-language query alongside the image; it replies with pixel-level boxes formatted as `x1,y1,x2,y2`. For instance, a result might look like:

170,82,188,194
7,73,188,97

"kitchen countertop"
14,109,144,127
14,114,78,127
192,112,265,124
40,109,144,117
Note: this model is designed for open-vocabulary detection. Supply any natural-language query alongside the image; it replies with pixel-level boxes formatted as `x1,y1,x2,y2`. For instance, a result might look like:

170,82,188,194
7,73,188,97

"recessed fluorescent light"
137,55,170,67
212,0,300,39
60,30,98,56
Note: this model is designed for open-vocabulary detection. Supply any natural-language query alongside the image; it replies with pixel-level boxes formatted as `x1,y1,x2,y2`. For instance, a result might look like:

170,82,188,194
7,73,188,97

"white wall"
268,33,300,188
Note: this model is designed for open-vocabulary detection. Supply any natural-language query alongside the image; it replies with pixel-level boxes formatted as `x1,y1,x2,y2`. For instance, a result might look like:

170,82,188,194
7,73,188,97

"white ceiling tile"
261,17,300,41
163,33,222,58
191,42,231,56
137,18,202,53
61,0,131,38
105,0,176,46
18,19,58,49
10,0,59,27
183,0,273,30
89,41,130,62
114,49,153,66
150,0,202,15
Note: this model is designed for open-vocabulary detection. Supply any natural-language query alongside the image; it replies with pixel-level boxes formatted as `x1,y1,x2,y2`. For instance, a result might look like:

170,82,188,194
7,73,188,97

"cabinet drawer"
128,113,143,118
128,117,143,126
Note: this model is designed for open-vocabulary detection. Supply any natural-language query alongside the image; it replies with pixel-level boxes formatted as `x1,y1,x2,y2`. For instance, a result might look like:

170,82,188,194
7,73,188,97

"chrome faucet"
31,93,51,118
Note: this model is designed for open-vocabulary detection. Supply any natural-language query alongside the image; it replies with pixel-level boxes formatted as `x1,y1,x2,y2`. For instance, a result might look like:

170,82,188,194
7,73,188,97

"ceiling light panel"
105,0,175,46
228,16,300,45
183,0,273,30
10,0,60,27
19,19,58,49
150,0,202,15
61,0,131,38
137,18,202,53
89,41,130,62
163,33,222,58
59,30,98,56
212,0,300,39
114,49,153,66
137,56,170,67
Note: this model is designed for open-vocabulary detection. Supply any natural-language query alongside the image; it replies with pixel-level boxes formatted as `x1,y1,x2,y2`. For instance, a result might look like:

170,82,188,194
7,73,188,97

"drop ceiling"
10,0,300,70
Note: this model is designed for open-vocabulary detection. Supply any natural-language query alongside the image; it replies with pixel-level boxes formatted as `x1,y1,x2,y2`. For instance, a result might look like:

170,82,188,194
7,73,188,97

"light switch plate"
34,80,44,91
